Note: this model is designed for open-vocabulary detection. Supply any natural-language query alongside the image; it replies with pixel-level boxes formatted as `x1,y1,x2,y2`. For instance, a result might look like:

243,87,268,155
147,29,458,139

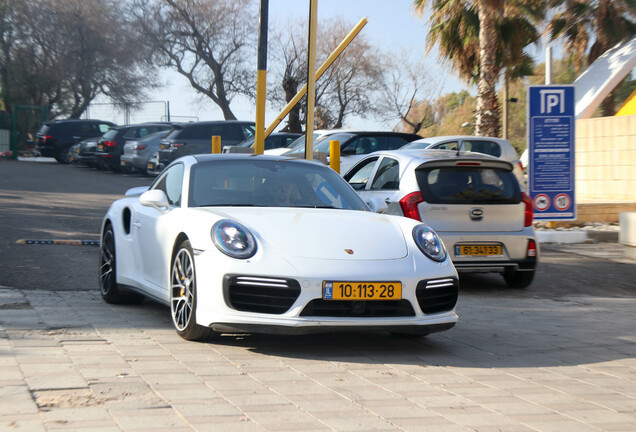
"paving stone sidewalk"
1,286,635,432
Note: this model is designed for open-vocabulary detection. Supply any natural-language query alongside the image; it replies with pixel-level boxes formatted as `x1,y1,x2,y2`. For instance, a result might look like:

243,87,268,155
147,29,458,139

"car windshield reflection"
188,159,367,210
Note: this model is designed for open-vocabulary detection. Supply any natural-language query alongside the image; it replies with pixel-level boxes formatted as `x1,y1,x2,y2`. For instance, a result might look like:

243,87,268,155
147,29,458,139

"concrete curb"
537,229,619,244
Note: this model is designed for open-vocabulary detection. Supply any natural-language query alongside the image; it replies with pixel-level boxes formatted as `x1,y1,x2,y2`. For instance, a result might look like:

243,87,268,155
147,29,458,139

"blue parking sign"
528,85,576,221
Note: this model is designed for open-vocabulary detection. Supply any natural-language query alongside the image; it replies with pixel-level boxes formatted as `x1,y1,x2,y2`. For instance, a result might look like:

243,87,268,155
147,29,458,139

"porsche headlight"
211,220,256,259
413,225,446,262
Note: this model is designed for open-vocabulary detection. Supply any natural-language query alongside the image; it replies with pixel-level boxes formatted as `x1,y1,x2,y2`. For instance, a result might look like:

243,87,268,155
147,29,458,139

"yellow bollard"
330,140,340,174
211,135,221,154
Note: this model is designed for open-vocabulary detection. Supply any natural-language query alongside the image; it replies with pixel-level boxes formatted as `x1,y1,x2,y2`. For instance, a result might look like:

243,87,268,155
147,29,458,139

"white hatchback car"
401,135,525,187
344,149,538,288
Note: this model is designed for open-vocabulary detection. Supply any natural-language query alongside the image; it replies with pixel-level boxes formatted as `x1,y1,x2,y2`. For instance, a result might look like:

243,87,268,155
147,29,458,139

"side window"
465,140,502,158
386,136,410,150
76,123,92,134
370,157,400,190
153,163,184,207
433,141,459,151
344,157,379,190
98,123,112,133
241,125,255,139
350,137,380,155
124,128,139,139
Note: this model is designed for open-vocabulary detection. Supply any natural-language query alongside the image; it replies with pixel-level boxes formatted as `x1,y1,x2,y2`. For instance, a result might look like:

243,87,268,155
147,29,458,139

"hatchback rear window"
37,125,51,134
416,166,520,204
102,129,119,140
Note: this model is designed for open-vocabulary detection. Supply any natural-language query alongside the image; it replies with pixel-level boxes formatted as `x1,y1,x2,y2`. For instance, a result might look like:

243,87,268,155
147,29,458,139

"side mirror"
367,197,388,214
139,189,170,214
125,186,149,197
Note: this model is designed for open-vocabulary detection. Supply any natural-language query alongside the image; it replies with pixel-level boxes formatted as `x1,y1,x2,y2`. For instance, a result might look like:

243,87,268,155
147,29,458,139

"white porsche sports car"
99,154,459,341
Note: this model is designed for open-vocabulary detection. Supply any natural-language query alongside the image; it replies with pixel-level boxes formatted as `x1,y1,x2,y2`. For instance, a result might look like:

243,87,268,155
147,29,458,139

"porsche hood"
201,208,409,260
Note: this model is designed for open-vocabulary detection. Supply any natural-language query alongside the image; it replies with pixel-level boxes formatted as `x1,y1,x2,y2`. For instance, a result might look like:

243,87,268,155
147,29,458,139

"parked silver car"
344,149,538,288
121,129,172,176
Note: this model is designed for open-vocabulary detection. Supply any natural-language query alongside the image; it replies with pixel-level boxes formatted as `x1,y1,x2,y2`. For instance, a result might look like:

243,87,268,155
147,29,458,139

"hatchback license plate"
455,245,502,256
323,281,401,300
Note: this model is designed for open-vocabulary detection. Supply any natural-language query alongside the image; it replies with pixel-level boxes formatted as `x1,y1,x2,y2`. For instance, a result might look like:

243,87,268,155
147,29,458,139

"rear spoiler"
415,157,513,171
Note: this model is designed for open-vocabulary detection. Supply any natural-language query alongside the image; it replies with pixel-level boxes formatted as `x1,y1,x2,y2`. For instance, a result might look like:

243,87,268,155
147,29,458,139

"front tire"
99,225,144,304
171,240,216,341
503,270,535,289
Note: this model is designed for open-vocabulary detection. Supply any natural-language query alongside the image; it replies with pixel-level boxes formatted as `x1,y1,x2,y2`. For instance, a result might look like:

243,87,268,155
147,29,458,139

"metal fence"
83,101,178,125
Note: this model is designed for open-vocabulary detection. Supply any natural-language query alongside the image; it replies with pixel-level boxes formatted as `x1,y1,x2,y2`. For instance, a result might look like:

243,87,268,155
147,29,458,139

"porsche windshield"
188,160,368,210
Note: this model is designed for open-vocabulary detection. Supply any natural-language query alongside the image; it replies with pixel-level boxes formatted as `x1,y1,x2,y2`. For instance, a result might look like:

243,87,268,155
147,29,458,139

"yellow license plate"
323,281,402,300
455,244,502,256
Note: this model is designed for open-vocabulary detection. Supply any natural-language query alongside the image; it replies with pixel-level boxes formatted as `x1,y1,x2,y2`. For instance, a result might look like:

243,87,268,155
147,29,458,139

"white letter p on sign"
539,89,565,114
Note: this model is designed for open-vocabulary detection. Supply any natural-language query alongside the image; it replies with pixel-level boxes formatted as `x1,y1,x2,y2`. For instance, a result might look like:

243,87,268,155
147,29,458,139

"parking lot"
1,159,636,431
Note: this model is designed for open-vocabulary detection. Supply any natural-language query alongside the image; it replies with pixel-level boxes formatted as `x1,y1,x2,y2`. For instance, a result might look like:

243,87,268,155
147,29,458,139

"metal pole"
545,45,553,85
305,0,318,161
503,69,508,140
254,0,269,155
265,17,367,138
329,140,340,173
212,135,221,154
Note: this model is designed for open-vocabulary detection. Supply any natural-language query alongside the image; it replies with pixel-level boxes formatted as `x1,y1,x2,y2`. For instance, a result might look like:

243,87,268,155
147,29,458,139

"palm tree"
413,0,543,137
547,0,636,114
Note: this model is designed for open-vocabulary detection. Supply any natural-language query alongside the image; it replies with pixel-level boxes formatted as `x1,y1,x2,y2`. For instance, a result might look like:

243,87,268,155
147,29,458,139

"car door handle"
133,222,142,229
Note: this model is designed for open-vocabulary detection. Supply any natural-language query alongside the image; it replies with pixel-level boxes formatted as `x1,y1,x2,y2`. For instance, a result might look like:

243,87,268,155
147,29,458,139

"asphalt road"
0,159,153,290
1,157,635,298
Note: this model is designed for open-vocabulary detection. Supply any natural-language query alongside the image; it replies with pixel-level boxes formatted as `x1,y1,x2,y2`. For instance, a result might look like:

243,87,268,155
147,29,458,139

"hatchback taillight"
103,141,117,147
399,192,424,221
522,192,533,227
132,144,147,151
170,143,185,149
41,135,52,143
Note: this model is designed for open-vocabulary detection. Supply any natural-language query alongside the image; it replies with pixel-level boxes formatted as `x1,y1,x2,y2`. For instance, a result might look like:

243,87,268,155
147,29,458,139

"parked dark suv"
157,120,255,167
93,123,173,172
35,119,116,164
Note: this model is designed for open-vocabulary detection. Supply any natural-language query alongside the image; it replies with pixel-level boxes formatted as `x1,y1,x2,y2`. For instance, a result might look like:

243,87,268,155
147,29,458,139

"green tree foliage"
413,0,543,137
0,0,154,119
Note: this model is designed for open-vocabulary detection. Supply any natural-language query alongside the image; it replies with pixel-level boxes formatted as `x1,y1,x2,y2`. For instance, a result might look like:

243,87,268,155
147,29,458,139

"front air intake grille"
416,278,459,314
300,300,415,317
224,275,301,315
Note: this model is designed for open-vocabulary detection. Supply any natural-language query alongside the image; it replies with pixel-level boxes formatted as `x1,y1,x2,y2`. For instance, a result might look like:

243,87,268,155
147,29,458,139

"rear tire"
503,270,535,289
170,240,217,341
99,225,144,304
55,146,73,164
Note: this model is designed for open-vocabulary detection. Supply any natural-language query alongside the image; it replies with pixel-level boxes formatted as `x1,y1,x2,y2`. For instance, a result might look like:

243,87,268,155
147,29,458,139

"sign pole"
305,0,318,161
